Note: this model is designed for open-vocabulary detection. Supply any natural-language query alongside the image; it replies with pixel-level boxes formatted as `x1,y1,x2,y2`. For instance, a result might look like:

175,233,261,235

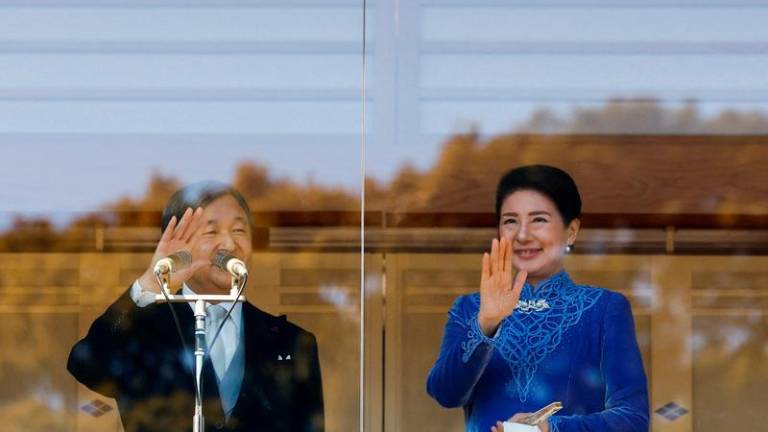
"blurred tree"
2,100,768,242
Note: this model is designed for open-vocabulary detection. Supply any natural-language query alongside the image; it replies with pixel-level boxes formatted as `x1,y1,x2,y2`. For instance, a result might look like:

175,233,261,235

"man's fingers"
160,215,177,244
181,207,204,242
170,259,207,285
173,207,194,240
188,258,208,273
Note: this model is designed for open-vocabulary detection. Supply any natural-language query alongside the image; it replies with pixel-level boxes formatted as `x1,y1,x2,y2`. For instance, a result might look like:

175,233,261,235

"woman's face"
498,189,580,286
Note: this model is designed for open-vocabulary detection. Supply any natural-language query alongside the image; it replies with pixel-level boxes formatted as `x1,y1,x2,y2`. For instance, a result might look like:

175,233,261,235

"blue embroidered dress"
426,271,648,432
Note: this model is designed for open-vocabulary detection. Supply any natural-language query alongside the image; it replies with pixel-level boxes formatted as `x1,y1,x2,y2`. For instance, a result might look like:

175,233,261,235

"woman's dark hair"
495,165,581,225
161,181,254,232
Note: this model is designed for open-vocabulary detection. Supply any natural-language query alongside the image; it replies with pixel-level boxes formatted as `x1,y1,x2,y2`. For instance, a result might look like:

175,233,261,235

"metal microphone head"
212,250,233,271
153,250,192,274
213,250,248,277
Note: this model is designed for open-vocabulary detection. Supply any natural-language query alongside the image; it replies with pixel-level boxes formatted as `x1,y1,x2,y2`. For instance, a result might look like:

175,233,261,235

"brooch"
516,299,550,313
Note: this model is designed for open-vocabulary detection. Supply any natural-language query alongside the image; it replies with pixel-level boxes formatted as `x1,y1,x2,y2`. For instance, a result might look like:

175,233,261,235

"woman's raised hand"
478,237,527,336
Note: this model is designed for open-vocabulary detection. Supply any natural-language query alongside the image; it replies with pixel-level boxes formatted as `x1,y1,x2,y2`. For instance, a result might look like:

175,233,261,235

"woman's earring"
565,244,573,253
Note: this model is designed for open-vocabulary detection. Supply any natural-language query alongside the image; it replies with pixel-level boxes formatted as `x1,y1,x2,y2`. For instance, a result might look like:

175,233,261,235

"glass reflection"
0,3,363,432
365,1,767,432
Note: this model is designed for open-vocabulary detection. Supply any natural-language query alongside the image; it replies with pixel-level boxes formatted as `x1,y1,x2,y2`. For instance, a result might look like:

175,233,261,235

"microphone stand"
154,271,247,432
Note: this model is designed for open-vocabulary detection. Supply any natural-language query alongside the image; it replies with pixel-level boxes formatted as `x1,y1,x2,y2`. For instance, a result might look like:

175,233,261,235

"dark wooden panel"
569,270,651,290
280,291,358,307
401,313,464,432
286,312,360,432
280,268,358,287
692,315,767,432
403,269,479,289
0,269,79,287
692,295,768,310
0,313,79,432
692,272,768,290
406,294,458,307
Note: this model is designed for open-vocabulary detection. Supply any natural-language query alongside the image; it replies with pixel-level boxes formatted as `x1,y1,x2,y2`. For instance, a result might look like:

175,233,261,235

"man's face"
186,195,252,294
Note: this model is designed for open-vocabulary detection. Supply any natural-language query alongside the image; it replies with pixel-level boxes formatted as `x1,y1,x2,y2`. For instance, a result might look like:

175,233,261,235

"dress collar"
521,270,572,299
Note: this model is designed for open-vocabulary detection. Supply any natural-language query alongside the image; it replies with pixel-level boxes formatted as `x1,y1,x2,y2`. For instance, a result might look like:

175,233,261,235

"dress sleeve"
67,287,140,397
426,295,498,408
549,293,649,432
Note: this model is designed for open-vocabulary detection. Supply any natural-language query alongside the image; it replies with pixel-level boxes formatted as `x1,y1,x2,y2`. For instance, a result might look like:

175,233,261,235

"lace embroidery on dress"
464,271,603,402
461,313,494,363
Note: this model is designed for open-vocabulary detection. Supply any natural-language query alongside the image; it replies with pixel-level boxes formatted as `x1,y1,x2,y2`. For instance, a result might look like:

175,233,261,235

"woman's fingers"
502,237,512,274
481,252,490,286
509,412,531,422
512,270,528,295
489,238,499,276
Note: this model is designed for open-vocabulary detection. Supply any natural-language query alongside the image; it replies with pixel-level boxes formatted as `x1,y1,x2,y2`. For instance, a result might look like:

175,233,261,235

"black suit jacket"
68,288,324,432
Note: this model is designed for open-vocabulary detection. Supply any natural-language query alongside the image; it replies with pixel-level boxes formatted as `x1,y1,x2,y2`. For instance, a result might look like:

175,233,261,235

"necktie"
205,303,243,417
206,304,235,378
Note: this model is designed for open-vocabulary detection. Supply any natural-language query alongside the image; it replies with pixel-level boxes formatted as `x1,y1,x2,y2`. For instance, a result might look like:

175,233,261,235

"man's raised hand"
138,207,208,293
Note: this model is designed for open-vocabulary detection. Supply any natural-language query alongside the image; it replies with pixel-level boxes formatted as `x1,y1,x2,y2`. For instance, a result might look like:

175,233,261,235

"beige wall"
0,252,765,431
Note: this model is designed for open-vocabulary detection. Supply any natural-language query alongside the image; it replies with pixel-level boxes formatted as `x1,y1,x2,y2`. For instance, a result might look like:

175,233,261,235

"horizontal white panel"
422,55,768,91
0,54,361,89
423,7,768,43
0,7,362,42
421,101,768,134
0,101,363,133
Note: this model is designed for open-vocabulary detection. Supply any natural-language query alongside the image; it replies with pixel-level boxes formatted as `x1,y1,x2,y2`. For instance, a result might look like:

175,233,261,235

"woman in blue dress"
427,165,649,432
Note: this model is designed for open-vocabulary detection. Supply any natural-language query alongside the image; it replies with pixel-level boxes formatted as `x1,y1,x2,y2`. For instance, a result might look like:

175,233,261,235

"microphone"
153,250,192,275
213,250,248,277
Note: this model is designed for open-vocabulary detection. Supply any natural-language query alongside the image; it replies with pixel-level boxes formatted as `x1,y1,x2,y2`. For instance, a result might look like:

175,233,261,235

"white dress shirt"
129,280,243,381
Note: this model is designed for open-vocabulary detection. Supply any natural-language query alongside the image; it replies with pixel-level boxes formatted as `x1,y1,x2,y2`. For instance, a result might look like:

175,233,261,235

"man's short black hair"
495,165,582,226
161,181,254,232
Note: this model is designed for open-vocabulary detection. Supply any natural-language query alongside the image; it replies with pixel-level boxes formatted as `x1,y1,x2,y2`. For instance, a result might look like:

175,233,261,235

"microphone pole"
153,251,248,432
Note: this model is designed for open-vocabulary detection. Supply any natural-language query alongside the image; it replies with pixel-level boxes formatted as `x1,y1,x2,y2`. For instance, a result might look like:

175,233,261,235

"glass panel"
365,2,767,432
0,3,363,432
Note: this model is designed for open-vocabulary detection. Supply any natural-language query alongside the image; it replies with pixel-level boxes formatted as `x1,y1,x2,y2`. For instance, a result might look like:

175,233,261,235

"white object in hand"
503,422,539,432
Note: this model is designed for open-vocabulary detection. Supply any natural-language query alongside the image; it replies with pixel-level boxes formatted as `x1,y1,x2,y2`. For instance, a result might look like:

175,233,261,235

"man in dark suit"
68,182,324,432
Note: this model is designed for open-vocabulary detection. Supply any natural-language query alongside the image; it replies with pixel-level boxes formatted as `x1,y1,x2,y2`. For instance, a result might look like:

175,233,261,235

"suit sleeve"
426,295,497,408
67,287,141,397
295,331,325,432
549,293,649,432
